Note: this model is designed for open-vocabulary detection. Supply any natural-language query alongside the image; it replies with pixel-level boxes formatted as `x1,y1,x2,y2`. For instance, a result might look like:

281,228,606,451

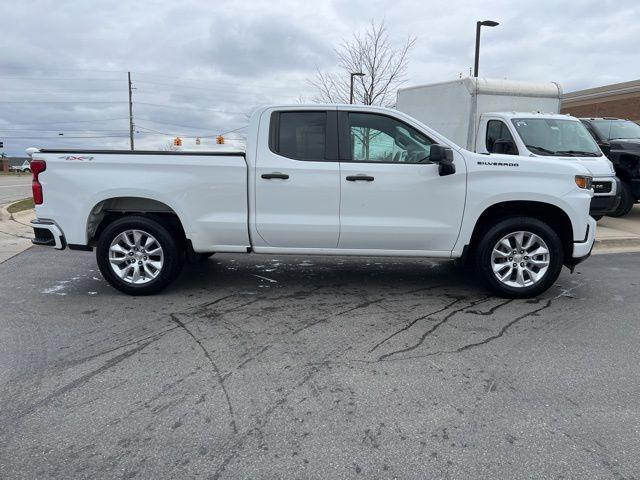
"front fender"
453,162,592,254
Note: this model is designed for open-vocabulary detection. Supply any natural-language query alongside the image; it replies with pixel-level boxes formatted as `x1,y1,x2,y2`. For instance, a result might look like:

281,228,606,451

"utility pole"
128,71,134,150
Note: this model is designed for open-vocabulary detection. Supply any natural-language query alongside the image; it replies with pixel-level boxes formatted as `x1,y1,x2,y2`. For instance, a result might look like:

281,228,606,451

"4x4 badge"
59,156,94,161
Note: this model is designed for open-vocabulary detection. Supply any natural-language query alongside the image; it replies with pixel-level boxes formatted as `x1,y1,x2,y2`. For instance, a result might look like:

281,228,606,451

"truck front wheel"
97,215,184,295
609,181,634,217
474,217,563,298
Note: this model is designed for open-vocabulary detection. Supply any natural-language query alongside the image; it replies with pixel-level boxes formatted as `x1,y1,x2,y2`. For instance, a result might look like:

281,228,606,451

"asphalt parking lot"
1,249,639,479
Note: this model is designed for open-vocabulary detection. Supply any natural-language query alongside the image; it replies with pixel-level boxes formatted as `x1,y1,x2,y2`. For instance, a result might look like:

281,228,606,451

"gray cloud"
1,0,639,156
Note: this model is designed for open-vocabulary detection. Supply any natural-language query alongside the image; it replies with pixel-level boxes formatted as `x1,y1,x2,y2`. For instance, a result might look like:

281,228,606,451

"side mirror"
429,144,456,176
492,139,517,155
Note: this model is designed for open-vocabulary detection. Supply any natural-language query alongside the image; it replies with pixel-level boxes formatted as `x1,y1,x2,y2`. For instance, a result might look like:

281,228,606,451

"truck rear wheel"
96,216,184,295
474,217,563,298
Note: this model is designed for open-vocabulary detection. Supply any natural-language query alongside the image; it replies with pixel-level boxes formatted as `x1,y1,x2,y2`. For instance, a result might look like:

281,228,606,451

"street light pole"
473,20,499,77
350,72,365,104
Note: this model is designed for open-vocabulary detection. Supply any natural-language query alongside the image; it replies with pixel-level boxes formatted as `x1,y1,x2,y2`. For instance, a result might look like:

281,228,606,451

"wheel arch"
86,196,187,247
465,200,574,261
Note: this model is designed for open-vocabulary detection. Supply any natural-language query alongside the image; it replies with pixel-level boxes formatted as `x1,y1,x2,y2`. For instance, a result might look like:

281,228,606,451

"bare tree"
309,20,416,107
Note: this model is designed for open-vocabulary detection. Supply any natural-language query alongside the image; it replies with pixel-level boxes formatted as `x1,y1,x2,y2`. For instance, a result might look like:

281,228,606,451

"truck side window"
486,120,518,155
346,113,433,163
271,111,326,161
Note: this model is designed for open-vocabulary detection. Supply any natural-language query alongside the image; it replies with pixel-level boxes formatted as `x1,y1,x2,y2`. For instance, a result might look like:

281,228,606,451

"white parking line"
0,184,31,188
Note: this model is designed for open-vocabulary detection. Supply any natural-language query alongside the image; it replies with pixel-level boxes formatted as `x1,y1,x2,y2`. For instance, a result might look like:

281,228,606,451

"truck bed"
33,149,251,252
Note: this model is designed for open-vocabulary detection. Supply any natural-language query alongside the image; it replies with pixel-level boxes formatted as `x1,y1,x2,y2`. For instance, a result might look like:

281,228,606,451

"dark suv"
580,118,640,216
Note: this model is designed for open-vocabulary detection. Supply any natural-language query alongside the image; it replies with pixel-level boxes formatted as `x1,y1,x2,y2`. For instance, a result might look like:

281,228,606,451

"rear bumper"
31,219,66,250
569,216,597,266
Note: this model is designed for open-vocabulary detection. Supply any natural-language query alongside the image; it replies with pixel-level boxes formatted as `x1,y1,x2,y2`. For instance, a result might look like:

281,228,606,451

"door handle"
261,172,289,180
346,175,374,182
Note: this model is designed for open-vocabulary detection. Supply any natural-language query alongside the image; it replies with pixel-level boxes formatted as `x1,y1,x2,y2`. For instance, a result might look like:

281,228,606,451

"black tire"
591,215,603,221
609,181,634,217
474,217,564,298
96,215,184,295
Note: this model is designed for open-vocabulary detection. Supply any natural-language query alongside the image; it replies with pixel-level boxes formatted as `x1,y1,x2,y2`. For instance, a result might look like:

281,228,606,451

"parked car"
9,160,31,173
27,104,596,298
579,118,640,216
396,78,621,218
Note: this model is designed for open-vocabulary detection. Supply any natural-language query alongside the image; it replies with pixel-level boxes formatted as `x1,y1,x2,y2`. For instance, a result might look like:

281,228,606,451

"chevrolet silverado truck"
580,117,640,216
27,104,596,298
396,78,621,218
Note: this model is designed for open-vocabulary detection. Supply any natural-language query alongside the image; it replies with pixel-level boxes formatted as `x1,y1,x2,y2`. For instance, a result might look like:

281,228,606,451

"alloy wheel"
108,229,164,285
491,230,550,288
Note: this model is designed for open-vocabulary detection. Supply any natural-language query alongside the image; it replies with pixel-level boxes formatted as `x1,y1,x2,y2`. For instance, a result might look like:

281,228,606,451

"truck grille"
593,181,613,194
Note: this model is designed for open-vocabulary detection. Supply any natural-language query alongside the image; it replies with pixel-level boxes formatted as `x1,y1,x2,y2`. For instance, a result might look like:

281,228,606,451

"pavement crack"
453,299,552,353
368,297,463,353
59,325,180,368
335,296,387,317
169,313,238,434
378,296,492,361
15,338,157,422
192,293,238,316
466,298,514,316
237,345,270,370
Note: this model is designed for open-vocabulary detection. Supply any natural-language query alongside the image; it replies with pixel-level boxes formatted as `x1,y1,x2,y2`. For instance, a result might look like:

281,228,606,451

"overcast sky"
2,0,639,156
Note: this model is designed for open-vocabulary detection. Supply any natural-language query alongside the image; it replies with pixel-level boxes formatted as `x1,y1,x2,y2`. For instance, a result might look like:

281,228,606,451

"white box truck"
396,78,620,218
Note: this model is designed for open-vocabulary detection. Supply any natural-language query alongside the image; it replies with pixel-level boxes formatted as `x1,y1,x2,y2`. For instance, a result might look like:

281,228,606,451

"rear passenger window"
272,111,326,161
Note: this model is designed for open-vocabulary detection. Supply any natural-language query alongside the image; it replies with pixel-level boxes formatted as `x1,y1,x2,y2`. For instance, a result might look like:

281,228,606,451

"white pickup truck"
28,104,596,298
396,78,621,218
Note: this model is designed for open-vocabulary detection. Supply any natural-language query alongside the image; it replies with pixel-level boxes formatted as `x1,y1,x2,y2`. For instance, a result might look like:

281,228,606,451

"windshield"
591,120,640,140
511,118,601,157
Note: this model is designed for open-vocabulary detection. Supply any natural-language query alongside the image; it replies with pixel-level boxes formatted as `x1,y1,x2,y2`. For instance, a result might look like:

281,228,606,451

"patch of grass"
7,197,35,214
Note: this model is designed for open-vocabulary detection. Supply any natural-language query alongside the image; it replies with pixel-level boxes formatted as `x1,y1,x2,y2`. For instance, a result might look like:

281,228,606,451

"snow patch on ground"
41,280,70,295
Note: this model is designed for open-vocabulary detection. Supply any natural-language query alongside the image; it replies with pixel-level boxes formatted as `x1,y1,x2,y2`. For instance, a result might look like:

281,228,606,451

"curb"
0,203,11,222
11,208,35,224
0,199,34,223
593,236,640,252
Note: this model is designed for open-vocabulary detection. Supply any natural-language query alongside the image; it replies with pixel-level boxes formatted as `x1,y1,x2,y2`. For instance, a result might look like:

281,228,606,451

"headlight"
575,175,593,190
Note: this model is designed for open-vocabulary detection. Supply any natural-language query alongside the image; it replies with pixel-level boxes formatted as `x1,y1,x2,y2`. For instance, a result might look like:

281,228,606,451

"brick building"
561,79,640,123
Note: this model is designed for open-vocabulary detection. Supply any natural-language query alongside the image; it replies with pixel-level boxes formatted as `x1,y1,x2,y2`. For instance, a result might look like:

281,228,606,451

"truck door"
478,116,520,155
254,109,341,248
337,110,466,252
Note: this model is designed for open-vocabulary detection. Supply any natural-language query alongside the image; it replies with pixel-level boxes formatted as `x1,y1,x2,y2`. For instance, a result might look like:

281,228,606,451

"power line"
0,117,130,126
0,128,129,133
134,118,221,130
133,102,246,115
0,100,127,104
0,134,131,139
134,79,293,94
0,76,125,81
2,70,297,93
136,124,247,138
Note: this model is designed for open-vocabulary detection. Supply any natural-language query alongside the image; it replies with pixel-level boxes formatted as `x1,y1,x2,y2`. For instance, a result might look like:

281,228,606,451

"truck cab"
580,117,640,216
396,78,621,218
475,112,620,218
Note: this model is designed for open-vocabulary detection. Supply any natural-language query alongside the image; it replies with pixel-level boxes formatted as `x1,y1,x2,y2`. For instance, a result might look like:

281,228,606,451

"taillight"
31,159,46,205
